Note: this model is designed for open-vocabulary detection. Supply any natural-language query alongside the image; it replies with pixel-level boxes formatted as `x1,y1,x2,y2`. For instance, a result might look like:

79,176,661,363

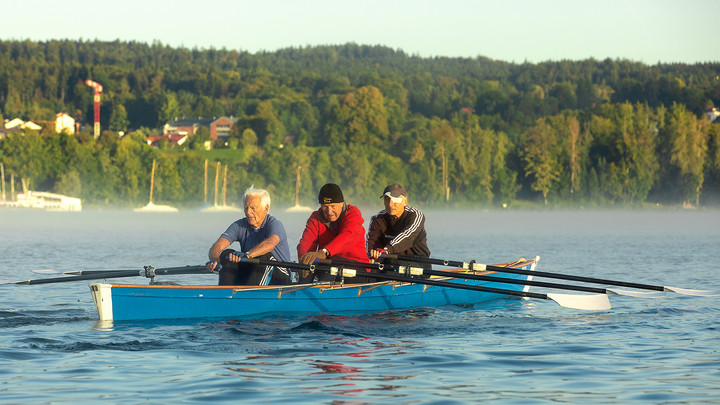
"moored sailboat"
199,161,242,212
285,166,313,212
134,160,178,212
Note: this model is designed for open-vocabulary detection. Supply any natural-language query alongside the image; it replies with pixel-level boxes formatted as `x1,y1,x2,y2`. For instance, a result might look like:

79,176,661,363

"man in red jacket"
297,183,369,282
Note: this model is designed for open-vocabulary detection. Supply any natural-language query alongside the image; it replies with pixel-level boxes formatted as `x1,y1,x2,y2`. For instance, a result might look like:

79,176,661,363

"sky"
2,0,718,64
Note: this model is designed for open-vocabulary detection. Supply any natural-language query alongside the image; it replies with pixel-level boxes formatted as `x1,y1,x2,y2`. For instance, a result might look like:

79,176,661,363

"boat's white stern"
522,256,540,294
90,283,114,321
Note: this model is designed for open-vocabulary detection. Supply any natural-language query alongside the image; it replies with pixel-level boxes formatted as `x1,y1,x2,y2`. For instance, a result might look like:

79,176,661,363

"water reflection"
93,320,114,331
311,360,361,374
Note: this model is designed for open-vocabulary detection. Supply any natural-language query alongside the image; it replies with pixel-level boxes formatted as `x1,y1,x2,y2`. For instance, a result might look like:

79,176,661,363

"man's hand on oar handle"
369,248,386,261
207,249,255,271
298,249,329,281
300,248,329,265
205,261,223,272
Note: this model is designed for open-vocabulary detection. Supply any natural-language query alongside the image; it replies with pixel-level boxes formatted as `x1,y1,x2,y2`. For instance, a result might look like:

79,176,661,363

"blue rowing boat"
89,257,539,321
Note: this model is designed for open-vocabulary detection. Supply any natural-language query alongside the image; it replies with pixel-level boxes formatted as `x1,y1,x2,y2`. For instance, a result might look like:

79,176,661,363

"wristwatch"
322,248,329,257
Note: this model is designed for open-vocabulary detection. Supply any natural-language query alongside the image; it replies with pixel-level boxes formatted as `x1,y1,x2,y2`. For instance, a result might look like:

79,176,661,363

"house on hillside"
0,118,42,137
55,113,75,134
707,107,720,124
163,116,238,141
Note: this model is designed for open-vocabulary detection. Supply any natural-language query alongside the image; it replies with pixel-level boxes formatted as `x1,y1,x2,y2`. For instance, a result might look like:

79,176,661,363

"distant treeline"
0,39,719,208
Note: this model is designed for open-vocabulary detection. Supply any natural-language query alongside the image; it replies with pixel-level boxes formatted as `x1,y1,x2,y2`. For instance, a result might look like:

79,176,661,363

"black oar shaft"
12,265,211,285
484,265,665,292
242,258,313,272
389,254,666,292
16,271,141,285
424,269,610,294
366,270,551,300
243,257,552,301
321,258,610,295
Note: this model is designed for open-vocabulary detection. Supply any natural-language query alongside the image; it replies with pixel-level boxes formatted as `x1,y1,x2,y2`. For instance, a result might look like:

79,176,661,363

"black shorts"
217,249,293,286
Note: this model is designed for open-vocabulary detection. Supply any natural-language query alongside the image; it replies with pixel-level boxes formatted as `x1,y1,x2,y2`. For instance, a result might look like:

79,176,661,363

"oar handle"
150,265,216,276
315,258,425,276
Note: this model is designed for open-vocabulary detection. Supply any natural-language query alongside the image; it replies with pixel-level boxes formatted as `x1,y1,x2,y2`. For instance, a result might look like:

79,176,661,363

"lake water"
1,209,719,403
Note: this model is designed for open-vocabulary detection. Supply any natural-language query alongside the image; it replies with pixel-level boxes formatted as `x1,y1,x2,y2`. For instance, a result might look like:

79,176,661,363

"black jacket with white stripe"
367,206,430,259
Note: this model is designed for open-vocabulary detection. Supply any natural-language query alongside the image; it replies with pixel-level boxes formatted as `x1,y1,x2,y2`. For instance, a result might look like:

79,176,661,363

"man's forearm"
247,235,280,258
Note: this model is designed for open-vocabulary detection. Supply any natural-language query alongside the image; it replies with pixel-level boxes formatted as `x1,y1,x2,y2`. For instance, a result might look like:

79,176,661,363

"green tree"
239,128,259,162
113,136,153,203
544,114,591,201
189,127,212,150
109,103,130,132
155,155,183,203
334,144,374,201
451,114,499,204
322,86,390,148
565,115,586,197
0,131,47,190
158,92,179,125
430,118,456,202
492,131,519,206
55,169,82,197
617,103,659,205
710,123,720,182
667,103,708,207
522,118,561,205
584,114,615,203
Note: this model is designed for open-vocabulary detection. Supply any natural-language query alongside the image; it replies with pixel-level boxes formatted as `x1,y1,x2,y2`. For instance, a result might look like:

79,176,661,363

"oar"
320,258,666,299
385,254,720,297
240,257,611,311
3,265,215,285
31,269,118,275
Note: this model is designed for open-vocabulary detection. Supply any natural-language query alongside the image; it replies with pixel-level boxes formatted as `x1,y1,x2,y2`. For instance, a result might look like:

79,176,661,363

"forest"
0,39,719,209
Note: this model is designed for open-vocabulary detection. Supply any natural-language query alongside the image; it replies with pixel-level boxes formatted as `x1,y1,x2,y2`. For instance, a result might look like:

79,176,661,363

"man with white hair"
206,186,294,285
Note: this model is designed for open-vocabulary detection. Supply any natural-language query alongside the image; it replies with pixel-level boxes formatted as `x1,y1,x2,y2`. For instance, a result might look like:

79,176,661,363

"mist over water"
1,209,719,403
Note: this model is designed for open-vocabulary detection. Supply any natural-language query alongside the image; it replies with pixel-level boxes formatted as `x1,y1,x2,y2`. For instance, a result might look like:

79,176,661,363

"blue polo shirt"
220,214,291,262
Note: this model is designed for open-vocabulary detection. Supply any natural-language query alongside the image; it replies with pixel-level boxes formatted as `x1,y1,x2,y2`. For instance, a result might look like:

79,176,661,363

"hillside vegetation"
1,40,719,208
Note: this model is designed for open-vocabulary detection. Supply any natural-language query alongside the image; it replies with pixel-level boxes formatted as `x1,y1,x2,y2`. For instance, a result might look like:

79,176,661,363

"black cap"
318,183,344,204
381,184,407,199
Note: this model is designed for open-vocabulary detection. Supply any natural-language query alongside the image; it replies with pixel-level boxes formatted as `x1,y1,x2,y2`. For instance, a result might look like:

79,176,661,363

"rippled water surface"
1,209,719,403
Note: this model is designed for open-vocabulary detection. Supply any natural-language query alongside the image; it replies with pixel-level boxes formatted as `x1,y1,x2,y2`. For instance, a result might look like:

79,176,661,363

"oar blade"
607,289,667,298
31,269,60,274
546,293,611,311
664,286,720,297
1,279,31,285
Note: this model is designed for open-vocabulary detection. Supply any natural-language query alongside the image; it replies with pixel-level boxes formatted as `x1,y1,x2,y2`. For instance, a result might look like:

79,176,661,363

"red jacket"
297,204,369,264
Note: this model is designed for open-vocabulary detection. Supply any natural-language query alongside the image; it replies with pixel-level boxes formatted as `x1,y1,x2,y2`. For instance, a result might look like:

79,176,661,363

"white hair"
243,185,271,209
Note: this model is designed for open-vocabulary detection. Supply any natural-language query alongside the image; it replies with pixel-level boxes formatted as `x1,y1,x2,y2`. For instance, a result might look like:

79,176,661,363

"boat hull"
90,258,537,321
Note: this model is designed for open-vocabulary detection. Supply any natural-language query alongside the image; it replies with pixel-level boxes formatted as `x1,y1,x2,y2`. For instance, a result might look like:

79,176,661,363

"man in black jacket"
367,184,431,270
